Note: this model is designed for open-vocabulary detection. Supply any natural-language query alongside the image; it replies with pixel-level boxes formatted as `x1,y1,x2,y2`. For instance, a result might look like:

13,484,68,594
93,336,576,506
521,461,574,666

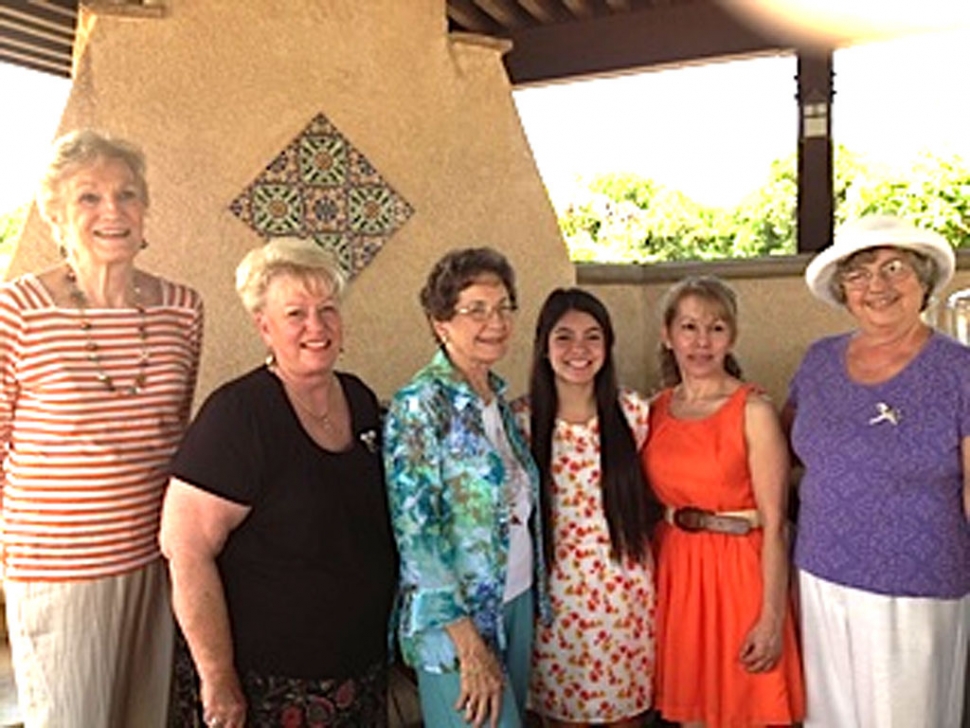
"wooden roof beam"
506,0,790,85
561,0,597,20
0,32,70,58
0,45,71,74
447,0,502,35
27,0,77,21
0,5,75,36
0,20,74,54
474,0,534,29
518,0,570,24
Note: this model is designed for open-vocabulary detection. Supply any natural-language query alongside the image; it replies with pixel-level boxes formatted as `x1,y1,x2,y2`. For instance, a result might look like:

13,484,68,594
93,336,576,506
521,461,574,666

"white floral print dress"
513,389,655,723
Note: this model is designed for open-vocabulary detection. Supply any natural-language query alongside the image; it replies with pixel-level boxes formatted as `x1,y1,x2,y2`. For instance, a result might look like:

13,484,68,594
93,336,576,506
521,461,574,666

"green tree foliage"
557,174,734,263
731,155,798,257
838,153,970,246
557,148,970,262
0,204,28,249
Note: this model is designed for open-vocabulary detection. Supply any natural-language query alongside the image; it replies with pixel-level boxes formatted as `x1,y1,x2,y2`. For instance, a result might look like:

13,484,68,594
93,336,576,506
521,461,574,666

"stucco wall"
8,0,574,402
581,261,970,406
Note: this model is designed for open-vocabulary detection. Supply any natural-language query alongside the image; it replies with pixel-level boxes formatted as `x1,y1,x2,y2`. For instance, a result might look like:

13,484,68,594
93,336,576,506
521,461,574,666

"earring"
265,352,276,368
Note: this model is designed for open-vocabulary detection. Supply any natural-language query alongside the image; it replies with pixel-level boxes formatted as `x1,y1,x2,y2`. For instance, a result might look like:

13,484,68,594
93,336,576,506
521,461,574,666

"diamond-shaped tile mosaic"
229,113,414,279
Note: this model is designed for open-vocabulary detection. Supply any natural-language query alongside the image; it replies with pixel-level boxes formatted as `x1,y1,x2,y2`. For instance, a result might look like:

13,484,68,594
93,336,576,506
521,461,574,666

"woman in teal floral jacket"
384,247,548,728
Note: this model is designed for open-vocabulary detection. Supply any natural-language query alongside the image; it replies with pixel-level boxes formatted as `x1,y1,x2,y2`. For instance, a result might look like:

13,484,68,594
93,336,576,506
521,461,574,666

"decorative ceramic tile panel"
229,113,413,279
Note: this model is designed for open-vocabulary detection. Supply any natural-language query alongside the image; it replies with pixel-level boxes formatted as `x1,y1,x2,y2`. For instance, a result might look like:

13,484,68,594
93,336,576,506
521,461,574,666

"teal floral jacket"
384,350,549,673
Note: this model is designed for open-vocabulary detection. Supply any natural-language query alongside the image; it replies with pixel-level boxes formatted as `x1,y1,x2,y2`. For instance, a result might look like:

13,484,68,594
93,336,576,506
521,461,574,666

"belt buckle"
673,506,710,533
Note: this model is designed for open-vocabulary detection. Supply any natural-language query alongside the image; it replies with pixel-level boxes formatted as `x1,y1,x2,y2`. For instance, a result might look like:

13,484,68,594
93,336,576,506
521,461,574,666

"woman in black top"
160,237,397,728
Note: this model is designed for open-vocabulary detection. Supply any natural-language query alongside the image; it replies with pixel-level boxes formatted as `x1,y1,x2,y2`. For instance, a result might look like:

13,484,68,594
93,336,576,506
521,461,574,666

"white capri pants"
799,569,970,728
4,559,174,728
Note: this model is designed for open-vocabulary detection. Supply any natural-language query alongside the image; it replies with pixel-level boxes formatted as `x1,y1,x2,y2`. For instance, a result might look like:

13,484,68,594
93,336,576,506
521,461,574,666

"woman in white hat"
784,214,970,727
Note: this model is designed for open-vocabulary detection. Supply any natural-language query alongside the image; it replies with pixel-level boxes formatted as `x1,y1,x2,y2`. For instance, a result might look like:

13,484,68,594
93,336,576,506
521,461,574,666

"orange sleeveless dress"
641,385,804,727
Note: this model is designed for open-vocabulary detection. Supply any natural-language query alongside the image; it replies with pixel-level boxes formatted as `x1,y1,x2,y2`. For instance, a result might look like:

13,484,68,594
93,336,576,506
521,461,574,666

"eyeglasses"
453,301,518,323
839,258,914,291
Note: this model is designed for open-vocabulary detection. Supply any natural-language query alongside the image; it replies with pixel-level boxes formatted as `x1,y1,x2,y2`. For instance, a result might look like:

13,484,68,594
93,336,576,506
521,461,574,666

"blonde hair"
235,237,346,314
658,276,743,387
38,129,148,225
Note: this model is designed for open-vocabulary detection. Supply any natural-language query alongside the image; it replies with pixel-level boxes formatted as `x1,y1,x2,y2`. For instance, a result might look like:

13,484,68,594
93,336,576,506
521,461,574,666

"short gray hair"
829,246,939,310
38,129,149,224
235,237,347,314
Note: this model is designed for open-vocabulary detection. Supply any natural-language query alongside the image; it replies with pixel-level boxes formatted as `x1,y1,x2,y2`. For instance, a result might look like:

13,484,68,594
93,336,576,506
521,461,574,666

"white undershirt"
482,400,533,603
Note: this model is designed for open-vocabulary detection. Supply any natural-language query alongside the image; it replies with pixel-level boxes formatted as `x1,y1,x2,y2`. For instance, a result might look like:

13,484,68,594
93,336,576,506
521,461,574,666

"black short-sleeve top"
171,366,398,679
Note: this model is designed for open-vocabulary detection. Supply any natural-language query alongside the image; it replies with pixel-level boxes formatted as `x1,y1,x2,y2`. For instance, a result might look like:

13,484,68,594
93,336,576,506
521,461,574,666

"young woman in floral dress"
515,288,662,727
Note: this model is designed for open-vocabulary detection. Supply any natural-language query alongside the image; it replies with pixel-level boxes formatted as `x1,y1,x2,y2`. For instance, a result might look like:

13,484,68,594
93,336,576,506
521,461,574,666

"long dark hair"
528,288,662,566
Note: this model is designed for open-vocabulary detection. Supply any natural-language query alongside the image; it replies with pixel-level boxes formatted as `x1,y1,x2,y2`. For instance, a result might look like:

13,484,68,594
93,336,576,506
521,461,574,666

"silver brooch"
360,429,379,453
868,402,902,426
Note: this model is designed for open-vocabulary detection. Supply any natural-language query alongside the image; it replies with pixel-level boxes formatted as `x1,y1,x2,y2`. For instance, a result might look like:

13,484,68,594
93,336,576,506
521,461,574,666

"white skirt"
799,569,969,728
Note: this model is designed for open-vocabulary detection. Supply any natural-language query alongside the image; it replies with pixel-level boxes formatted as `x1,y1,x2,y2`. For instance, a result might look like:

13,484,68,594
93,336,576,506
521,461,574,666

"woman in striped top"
0,129,204,727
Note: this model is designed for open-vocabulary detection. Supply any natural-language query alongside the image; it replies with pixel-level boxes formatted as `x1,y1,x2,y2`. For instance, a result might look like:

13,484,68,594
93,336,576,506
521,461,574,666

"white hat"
804,214,955,307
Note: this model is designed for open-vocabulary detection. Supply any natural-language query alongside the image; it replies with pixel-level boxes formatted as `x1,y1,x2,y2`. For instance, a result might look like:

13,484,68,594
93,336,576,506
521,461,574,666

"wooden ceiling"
0,0,76,77
1,0,789,82
447,0,788,84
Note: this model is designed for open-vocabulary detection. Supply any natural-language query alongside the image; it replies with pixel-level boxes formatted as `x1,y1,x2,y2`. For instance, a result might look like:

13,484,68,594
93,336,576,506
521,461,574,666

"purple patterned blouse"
789,331,970,598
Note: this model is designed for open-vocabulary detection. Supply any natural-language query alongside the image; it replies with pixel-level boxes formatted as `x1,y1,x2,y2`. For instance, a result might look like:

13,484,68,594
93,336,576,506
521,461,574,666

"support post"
796,50,834,253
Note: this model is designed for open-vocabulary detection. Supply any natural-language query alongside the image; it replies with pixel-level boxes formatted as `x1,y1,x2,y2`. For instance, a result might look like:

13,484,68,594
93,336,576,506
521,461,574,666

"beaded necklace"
66,267,149,395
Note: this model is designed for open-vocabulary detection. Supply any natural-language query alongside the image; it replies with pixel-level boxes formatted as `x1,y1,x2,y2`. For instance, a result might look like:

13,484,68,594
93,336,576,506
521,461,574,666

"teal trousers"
416,589,534,727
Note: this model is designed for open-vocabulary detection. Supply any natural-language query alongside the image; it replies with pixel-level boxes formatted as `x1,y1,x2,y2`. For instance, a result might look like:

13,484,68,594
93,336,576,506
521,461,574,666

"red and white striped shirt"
0,273,203,581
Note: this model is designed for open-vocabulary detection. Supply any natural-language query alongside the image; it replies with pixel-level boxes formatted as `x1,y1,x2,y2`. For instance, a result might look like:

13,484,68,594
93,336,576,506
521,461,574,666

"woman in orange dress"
641,276,804,727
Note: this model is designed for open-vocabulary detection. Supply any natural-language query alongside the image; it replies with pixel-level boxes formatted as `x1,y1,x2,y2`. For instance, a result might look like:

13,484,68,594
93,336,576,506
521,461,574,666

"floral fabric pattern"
513,390,655,722
383,350,549,673
169,634,388,727
243,665,387,728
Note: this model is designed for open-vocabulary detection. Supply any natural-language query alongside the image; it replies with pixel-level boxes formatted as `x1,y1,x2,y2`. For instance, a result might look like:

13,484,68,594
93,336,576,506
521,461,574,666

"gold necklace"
271,364,336,429
66,267,148,395
289,390,333,429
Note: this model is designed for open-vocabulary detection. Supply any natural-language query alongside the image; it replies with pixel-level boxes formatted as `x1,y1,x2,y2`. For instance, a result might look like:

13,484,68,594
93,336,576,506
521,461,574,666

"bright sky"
0,26,968,214
0,64,71,212
514,26,970,208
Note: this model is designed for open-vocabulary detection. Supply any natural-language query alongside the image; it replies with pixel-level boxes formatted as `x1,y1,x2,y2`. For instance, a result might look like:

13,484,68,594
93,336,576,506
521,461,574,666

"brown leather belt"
664,506,761,536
